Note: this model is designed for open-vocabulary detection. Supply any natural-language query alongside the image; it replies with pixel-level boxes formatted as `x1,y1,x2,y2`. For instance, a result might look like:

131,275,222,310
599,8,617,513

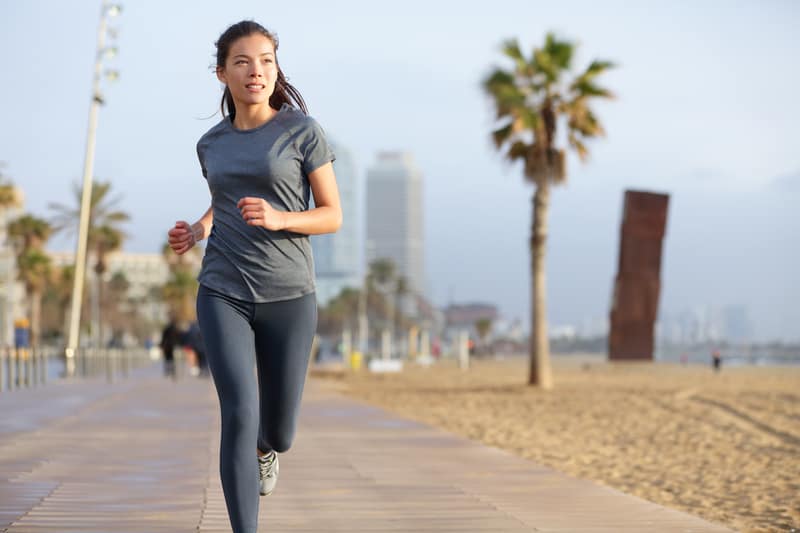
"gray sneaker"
258,450,279,496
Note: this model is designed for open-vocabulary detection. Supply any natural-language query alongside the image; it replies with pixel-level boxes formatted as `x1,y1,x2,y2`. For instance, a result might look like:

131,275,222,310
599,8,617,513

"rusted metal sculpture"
609,190,670,360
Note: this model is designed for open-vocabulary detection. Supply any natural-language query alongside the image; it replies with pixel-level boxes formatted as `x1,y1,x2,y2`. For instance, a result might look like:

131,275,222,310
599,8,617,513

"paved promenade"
0,365,732,532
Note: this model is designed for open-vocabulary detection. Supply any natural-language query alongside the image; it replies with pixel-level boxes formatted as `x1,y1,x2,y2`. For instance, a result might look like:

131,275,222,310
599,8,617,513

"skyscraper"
311,140,361,306
0,187,25,347
366,152,424,293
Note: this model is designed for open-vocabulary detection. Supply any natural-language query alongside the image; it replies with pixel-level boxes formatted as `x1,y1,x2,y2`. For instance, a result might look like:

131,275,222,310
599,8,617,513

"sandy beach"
314,355,800,532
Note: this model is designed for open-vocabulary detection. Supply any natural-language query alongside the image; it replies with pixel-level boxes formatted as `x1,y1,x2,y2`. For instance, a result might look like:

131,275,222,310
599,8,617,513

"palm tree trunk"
529,182,553,388
95,271,104,348
31,289,42,348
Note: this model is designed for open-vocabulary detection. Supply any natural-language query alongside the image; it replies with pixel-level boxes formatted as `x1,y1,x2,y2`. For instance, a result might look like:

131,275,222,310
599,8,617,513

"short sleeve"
299,117,336,176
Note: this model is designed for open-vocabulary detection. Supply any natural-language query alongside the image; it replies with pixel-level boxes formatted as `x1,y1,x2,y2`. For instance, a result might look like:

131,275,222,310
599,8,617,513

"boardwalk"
0,366,732,532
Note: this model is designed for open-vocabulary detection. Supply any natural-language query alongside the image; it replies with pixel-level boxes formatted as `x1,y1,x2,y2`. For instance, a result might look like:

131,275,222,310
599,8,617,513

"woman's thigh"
252,293,317,450
196,285,258,406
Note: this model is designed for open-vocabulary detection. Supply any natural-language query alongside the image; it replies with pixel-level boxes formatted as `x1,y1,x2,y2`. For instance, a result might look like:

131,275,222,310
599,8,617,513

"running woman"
167,20,341,533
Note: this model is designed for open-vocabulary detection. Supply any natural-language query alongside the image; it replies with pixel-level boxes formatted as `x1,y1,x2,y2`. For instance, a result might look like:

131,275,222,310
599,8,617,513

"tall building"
311,139,361,306
0,187,26,347
366,152,424,293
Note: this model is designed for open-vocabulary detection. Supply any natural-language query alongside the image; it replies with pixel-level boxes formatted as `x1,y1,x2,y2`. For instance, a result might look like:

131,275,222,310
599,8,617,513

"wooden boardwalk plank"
0,367,732,532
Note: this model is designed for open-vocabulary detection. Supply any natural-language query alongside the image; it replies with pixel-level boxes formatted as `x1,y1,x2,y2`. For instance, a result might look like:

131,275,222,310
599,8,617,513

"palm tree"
161,241,200,323
92,225,124,344
367,259,396,322
484,34,614,388
50,180,129,345
50,180,129,270
0,174,19,209
16,250,51,347
8,215,53,347
318,287,360,336
475,318,493,355
394,275,412,333
8,215,51,251
107,270,130,299
104,270,131,345
41,264,75,341
161,270,197,322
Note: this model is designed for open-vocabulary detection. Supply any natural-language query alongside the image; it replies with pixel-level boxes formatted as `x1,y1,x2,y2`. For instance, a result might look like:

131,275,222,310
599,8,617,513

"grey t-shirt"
196,103,335,303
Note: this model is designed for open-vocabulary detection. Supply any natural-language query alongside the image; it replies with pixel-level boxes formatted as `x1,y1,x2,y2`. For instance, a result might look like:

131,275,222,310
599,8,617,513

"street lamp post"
64,1,121,377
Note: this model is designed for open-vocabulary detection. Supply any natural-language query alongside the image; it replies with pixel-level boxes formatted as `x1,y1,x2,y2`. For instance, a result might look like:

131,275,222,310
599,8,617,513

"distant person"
712,349,722,372
166,20,341,533
160,316,180,380
432,338,442,358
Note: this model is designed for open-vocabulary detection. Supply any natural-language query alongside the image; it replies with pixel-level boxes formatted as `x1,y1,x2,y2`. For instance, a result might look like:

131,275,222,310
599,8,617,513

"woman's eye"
236,60,247,65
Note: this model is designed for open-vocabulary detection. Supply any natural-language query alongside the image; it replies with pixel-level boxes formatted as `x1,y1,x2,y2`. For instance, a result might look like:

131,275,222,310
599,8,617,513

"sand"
313,355,800,532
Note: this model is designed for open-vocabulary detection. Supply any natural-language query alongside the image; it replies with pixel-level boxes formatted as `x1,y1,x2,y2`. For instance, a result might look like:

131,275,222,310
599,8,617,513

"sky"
1,1,798,341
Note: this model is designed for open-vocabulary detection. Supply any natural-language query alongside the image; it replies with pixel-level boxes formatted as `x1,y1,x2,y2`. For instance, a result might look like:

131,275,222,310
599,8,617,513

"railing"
0,347,155,392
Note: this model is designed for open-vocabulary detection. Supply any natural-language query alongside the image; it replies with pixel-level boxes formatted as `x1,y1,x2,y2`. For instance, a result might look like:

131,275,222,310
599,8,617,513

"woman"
167,20,341,532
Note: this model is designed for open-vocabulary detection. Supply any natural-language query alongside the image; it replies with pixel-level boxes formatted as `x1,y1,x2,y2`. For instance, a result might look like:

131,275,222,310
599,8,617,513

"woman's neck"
232,104,277,130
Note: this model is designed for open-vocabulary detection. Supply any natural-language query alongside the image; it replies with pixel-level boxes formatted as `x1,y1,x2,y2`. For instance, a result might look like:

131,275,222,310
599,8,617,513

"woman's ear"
216,67,227,84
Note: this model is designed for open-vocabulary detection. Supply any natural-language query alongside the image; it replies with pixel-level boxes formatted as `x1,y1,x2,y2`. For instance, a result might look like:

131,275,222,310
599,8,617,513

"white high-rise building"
0,187,26,347
312,140,361,306
366,152,424,292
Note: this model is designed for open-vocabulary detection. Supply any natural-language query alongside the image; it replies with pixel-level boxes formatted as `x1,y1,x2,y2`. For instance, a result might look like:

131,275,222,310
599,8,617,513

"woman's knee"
265,427,295,453
222,402,258,436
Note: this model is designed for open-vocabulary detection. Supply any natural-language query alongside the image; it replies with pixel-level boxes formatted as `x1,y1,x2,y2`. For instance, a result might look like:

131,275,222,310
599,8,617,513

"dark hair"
215,20,308,119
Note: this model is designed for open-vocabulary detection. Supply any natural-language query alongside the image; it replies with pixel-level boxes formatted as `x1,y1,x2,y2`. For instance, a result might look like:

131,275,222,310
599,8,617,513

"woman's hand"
167,220,196,255
237,197,287,231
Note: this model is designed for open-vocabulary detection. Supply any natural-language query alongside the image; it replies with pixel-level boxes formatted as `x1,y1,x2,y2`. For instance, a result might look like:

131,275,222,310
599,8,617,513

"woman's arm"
237,162,342,235
167,205,213,255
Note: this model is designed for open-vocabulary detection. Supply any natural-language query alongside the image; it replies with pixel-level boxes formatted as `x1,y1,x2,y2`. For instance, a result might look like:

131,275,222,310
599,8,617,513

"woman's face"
217,33,278,109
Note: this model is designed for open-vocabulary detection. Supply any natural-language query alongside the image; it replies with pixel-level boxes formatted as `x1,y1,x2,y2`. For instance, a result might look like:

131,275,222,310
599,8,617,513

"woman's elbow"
330,208,343,232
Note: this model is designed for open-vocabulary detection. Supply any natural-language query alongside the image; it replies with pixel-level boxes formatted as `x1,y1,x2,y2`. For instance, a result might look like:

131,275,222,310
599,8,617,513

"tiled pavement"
0,366,733,532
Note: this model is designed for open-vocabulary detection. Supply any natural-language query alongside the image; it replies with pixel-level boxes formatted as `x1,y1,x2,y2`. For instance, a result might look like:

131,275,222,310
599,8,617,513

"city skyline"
366,152,425,293
311,139,361,306
1,1,798,342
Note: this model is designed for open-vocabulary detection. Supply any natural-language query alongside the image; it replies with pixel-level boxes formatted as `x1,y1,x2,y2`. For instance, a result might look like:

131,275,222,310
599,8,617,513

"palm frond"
568,132,589,161
570,79,614,99
501,39,524,65
516,107,541,132
494,92,527,120
543,33,574,70
8,215,52,251
505,141,529,163
49,179,130,241
582,59,615,79
104,211,131,223
491,122,514,149
483,69,515,92
533,48,557,83
17,248,52,291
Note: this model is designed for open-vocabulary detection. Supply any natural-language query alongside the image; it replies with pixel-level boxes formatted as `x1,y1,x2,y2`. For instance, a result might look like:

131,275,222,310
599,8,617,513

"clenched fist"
167,220,196,255
237,197,287,231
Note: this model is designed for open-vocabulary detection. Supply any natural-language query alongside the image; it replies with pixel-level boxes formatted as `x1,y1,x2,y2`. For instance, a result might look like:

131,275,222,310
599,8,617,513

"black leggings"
196,284,317,533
